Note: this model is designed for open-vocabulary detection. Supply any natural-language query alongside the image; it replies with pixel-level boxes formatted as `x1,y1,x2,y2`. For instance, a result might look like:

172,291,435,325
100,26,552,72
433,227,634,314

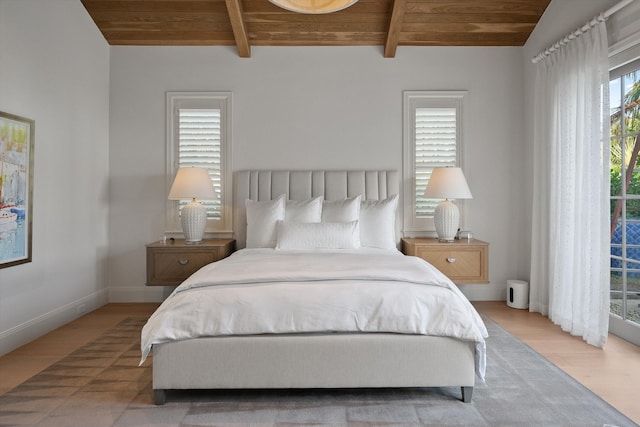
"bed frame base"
151,333,477,405
152,386,473,406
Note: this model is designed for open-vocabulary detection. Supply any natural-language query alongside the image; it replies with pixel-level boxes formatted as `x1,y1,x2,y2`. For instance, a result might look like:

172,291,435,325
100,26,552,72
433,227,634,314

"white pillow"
359,194,399,250
276,221,361,250
286,197,323,223
245,195,286,248
321,195,361,222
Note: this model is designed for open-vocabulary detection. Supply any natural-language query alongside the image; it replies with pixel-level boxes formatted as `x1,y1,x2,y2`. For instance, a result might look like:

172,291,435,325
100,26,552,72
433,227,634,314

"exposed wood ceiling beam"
384,0,406,58
225,0,251,57
79,0,553,57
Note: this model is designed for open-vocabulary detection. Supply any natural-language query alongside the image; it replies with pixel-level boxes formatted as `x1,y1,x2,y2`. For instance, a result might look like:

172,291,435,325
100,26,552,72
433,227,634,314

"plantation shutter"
177,108,221,219
415,107,457,217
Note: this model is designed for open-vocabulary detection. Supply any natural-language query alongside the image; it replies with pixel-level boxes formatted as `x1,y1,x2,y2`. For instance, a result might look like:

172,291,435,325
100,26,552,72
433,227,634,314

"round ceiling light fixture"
268,0,358,14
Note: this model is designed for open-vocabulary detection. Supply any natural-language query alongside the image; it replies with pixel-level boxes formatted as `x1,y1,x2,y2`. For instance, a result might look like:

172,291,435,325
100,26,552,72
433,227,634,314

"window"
403,91,467,234
609,59,640,339
166,92,232,234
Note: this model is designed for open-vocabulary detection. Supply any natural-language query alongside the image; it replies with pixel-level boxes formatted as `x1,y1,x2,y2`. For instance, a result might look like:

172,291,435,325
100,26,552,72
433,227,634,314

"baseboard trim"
0,289,109,356
108,286,173,303
458,283,504,301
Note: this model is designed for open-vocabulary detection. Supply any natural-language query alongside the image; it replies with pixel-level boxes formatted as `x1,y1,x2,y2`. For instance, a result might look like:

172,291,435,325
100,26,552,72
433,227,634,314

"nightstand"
401,237,489,284
146,239,235,286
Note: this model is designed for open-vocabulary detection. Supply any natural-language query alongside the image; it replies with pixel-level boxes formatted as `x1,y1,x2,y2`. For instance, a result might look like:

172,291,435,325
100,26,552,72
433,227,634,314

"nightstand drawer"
402,238,489,284
146,239,235,286
414,247,482,280
151,251,216,283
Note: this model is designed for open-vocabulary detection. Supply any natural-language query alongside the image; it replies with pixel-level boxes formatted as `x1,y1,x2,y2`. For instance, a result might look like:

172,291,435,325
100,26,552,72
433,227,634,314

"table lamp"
423,167,473,242
168,167,217,244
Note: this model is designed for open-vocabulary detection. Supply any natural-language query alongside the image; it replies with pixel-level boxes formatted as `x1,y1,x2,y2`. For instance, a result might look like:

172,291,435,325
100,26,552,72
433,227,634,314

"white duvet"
140,248,489,379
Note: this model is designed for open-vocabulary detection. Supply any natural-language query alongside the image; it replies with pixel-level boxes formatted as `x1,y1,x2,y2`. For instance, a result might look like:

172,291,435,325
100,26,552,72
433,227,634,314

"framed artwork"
0,111,34,269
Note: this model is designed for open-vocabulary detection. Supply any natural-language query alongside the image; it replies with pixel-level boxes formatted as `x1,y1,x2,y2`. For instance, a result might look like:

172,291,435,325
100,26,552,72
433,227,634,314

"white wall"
0,0,110,355
108,45,527,302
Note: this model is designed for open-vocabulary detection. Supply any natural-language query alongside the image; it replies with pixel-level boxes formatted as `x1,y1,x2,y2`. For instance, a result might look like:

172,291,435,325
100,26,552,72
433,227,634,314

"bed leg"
461,386,473,403
153,389,167,405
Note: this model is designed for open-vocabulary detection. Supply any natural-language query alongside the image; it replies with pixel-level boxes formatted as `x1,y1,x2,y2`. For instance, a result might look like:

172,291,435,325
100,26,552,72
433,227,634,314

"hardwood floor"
0,304,158,396
0,302,638,424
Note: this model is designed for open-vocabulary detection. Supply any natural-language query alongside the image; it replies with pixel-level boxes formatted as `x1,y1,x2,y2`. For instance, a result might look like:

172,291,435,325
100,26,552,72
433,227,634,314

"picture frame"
0,111,34,269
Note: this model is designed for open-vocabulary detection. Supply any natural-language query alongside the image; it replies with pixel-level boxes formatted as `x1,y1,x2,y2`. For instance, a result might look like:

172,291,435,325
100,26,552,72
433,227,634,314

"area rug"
0,316,636,426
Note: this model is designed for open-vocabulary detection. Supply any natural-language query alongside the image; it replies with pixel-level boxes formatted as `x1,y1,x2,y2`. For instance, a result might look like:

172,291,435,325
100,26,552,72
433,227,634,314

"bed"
142,170,488,405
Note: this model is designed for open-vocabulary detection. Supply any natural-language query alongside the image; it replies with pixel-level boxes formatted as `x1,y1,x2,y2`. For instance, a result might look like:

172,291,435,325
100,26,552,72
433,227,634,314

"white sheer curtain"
530,18,611,347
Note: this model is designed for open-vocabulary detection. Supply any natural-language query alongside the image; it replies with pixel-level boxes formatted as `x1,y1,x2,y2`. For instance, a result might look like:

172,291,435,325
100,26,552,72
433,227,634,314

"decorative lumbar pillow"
321,195,361,223
359,194,399,250
275,220,361,250
285,197,323,223
245,195,286,248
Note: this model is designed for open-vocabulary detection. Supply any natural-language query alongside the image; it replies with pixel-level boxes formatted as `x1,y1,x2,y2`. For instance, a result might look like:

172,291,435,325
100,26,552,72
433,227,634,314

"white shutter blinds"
415,107,457,217
178,108,221,219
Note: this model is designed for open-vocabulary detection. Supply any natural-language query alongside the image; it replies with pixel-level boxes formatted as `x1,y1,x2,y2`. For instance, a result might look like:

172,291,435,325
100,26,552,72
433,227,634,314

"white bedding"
140,248,488,379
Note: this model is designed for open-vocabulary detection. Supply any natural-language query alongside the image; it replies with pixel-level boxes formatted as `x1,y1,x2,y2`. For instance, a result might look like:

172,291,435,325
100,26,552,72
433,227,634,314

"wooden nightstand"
401,237,489,284
146,239,235,286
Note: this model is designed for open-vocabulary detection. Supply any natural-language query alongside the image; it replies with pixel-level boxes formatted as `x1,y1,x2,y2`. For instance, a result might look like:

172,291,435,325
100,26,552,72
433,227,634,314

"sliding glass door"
610,59,640,345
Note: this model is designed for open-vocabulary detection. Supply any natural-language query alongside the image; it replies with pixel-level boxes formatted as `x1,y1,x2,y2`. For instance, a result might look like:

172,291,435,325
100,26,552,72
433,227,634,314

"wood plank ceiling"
80,0,552,58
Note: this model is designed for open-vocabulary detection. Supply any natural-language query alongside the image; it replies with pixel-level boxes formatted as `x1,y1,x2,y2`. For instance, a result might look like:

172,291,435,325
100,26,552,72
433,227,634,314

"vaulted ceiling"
80,0,551,58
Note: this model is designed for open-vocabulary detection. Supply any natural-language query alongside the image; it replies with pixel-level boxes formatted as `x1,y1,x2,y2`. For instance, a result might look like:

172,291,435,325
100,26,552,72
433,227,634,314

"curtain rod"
531,0,636,64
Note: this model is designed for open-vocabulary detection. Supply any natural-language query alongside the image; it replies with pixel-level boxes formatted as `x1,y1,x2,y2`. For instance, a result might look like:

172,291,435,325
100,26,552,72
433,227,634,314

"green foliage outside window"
611,79,640,220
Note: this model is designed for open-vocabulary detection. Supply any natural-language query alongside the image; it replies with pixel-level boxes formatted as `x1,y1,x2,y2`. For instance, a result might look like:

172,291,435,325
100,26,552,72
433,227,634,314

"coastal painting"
0,111,34,269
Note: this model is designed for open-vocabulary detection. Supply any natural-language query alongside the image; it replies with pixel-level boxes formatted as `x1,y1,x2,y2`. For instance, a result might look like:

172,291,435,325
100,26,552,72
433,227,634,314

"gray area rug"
0,317,636,426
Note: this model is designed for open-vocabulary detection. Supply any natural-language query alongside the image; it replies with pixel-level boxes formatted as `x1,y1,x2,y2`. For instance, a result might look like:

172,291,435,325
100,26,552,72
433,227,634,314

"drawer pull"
179,259,189,265
446,257,456,263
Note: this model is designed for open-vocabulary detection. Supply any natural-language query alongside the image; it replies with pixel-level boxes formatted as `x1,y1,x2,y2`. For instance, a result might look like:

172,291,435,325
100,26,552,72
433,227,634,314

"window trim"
166,91,233,235
402,90,468,236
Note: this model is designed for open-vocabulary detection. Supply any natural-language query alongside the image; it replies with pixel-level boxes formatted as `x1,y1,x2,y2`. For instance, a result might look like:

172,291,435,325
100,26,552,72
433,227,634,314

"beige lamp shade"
168,167,217,244
168,167,217,201
268,0,358,14
424,167,472,243
423,167,473,200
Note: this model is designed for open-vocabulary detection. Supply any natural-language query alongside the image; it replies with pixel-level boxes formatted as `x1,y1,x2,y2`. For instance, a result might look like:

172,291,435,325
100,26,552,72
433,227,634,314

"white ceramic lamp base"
434,199,459,243
181,200,207,244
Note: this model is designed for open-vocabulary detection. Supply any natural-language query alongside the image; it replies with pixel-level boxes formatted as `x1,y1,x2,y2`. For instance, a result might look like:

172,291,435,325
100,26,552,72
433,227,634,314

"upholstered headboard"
234,170,400,249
